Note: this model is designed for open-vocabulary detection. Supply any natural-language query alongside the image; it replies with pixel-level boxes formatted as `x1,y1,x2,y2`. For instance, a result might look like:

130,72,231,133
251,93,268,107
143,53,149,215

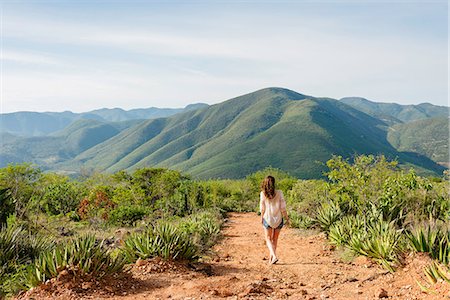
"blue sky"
1,0,448,113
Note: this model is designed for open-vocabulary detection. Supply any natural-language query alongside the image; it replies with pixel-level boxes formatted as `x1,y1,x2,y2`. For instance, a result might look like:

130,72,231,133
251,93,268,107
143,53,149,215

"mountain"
87,103,208,122
387,117,449,167
340,97,449,124
0,119,141,168
0,104,209,137
57,88,445,178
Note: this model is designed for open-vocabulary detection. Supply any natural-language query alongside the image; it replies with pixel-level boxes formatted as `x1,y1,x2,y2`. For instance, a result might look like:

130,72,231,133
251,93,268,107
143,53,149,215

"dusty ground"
22,212,450,299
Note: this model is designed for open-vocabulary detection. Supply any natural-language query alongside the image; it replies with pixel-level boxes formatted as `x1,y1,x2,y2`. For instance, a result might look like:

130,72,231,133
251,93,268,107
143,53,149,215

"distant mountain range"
0,103,208,137
1,88,448,178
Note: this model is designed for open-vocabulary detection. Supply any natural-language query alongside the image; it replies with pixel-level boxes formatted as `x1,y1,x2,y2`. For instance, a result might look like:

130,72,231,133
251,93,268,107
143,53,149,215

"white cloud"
1,4,447,112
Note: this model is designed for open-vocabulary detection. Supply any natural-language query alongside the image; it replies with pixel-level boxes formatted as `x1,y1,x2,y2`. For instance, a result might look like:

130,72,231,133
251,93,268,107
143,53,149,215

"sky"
1,0,448,113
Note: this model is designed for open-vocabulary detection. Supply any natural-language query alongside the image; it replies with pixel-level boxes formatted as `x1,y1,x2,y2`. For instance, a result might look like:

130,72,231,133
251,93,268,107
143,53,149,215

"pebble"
378,288,389,298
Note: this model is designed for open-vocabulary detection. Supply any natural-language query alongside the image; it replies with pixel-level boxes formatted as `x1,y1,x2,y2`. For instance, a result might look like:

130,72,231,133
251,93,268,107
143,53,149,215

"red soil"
20,212,450,299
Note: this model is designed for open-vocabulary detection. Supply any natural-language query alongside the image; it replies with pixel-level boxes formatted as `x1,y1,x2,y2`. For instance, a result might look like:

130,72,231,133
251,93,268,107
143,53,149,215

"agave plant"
25,235,127,288
423,261,450,285
329,215,365,247
315,201,342,232
289,211,315,229
123,222,198,262
407,225,450,264
347,219,403,272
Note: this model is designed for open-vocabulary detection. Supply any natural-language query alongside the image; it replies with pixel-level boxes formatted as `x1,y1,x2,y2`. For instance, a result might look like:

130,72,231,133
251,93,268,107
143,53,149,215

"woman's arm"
260,192,265,223
279,191,289,225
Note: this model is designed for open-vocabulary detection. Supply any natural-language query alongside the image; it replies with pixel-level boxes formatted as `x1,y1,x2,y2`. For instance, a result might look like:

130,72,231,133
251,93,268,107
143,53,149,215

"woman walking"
260,175,289,265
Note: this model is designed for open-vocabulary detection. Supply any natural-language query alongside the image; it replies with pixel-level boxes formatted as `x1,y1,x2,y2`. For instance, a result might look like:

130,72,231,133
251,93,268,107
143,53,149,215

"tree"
0,163,42,219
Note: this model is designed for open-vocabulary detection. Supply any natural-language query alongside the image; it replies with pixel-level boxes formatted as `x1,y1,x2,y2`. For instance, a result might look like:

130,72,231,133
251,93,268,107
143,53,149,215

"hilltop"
1,87,447,178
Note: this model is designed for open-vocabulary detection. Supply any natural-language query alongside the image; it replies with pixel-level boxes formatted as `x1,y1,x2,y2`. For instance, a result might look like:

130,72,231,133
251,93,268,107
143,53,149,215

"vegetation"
2,88,446,178
286,155,449,276
0,163,259,297
0,153,448,296
387,117,449,164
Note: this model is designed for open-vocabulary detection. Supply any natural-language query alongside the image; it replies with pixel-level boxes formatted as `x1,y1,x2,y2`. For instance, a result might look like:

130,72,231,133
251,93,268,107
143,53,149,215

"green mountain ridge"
0,119,141,168
57,88,445,178
2,88,447,178
0,104,208,137
340,97,449,124
387,117,449,165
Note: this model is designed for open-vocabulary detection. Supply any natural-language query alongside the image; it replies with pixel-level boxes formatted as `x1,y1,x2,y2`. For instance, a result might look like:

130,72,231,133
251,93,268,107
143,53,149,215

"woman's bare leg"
264,227,276,263
272,229,281,257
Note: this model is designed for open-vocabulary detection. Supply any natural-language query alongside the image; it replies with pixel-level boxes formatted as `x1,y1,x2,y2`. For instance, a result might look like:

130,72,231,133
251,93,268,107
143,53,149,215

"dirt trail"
24,213,449,299
121,213,447,299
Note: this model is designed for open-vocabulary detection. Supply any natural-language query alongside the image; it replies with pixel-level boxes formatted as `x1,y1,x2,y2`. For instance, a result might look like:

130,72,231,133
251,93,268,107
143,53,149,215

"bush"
41,182,81,215
0,189,12,226
329,215,365,247
25,235,126,287
109,205,149,226
179,210,222,249
408,225,450,264
0,226,51,296
315,201,342,232
289,211,315,229
347,219,403,271
123,222,198,261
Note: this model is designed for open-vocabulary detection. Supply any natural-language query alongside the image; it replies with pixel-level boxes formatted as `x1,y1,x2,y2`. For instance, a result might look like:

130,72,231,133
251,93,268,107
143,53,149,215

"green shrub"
109,205,148,226
407,225,450,264
0,226,51,269
25,235,126,287
348,220,403,271
123,222,198,261
0,226,52,296
315,201,342,232
67,211,81,222
329,215,365,247
289,211,315,229
0,188,12,226
41,182,81,215
180,210,222,248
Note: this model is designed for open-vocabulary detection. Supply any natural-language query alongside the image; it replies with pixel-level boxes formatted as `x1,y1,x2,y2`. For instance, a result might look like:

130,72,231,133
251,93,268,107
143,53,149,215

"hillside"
387,117,449,166
0,104,208,137
340,97,449,124
59,88,444,178
0,119,141,168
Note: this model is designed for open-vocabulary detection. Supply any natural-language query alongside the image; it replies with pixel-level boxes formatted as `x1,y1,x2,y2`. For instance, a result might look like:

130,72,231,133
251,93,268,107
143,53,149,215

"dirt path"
24,212,449,299
119,212,447,300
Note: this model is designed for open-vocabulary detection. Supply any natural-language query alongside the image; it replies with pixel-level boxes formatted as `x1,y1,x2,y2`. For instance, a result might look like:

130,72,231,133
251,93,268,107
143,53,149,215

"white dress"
260,190,286,228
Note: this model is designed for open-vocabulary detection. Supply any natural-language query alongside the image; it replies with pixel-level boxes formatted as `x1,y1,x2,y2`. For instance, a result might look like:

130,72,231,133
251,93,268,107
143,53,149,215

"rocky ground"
20,212,450,299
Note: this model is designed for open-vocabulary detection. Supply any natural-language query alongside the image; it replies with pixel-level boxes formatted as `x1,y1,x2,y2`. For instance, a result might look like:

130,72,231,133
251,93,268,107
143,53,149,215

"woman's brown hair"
261,176,276,199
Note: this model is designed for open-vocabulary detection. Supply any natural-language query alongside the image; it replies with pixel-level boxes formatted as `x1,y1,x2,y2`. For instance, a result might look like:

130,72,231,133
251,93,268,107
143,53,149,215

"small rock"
401,285,412,290
105,286,114,292
378,288,388,298
81,282,93,290
41,282,51,291
300,289,308,295
135,258,146,267
320,294,329,300
353,256,371,267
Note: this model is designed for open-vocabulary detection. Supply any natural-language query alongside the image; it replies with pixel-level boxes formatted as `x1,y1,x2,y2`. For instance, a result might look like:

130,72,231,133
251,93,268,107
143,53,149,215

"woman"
260,175,289,265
